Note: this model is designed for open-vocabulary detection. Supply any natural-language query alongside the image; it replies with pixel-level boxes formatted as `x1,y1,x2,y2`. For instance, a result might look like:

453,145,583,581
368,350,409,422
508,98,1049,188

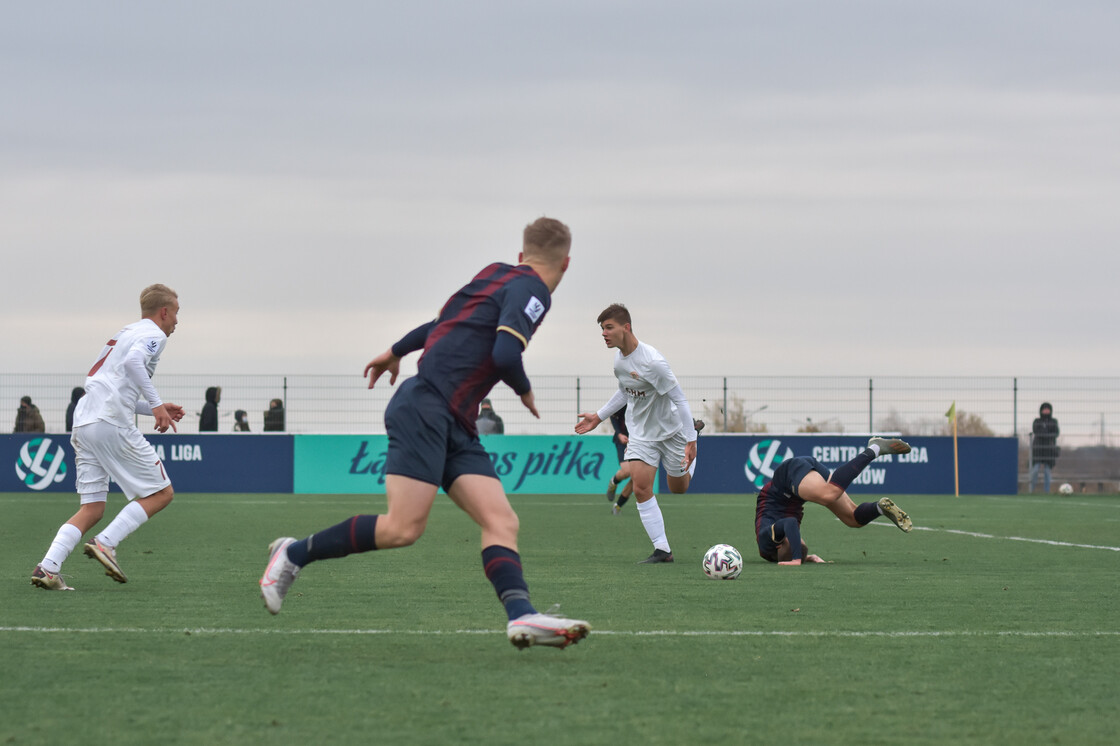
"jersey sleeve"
644,356,680,396
124,337,164,412
495,275,550,349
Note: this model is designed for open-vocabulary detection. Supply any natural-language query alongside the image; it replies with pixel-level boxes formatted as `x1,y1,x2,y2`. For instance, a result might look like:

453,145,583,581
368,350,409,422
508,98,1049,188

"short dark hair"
597,303,631,327
522,217,571,262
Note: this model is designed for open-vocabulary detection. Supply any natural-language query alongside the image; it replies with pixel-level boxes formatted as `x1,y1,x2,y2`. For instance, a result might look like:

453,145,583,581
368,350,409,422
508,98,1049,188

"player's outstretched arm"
520,390,540,419
364,350,401,389
574,412,602,434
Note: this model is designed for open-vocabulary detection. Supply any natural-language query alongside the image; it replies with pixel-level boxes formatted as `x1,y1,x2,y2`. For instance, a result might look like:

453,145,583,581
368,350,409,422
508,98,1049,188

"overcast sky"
3,1,1118,381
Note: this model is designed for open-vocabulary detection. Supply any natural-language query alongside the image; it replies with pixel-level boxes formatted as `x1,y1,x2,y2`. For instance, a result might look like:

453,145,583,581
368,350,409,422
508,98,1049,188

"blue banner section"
2,433,293,494
689,435,1018,495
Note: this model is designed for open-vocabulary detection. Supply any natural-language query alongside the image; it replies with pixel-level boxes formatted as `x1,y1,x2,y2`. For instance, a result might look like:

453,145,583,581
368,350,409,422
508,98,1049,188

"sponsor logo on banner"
15,437,68,491
346,437,608,491
744,438,795,489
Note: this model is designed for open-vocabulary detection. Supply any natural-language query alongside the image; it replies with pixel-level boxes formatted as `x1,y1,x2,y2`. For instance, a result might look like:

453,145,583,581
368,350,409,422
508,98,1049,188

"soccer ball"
1059,483,1074,495
702,544,743,580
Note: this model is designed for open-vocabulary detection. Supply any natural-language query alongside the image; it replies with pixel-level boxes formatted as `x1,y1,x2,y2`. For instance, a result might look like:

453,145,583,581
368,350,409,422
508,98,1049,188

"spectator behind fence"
234,410,250,432
199,386,221,432
1029,402,1060,493
264,398,285,431
66,387,85,432
14,396,46,433
475,398,505,434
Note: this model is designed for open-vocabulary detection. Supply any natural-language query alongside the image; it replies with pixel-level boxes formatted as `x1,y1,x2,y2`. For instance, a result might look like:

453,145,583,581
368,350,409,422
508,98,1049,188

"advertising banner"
294,434,619,494
5,433,1017,496
688,435,1018,496
2,434,293,494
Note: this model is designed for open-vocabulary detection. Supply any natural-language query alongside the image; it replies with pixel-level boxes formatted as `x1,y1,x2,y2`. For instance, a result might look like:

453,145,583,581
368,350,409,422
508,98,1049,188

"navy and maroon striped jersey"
417,262,550,433
755,479,806,535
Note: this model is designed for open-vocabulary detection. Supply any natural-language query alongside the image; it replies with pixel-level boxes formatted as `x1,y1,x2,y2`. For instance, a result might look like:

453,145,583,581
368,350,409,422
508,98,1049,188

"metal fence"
5,373,1119,489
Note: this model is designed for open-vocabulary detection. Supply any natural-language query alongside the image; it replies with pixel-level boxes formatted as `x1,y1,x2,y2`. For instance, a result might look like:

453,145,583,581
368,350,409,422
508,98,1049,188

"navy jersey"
755,481,805,535
417,262,551,433
754,456,828,534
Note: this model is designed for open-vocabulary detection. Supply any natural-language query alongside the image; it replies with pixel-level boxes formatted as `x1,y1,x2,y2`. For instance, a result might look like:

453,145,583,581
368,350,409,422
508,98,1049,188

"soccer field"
3,491,1118,745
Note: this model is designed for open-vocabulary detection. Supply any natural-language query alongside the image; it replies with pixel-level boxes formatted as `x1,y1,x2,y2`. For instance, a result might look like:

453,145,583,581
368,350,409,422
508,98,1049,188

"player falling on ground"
575,303,702,564
605,404,636,515
755,437,914,566
31,284,185,590
259,218,590,650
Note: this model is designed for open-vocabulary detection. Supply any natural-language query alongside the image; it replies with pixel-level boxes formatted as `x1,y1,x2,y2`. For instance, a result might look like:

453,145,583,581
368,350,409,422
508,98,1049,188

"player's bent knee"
379,522,426,548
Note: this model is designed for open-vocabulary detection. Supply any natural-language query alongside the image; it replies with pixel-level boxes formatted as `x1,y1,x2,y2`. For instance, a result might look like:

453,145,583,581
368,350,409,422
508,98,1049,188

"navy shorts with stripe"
384,377,497,492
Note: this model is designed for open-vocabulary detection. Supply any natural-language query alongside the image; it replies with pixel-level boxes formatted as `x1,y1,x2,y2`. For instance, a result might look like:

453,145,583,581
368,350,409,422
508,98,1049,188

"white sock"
688,457,698,478
869,444,881,457
637,496,670,553
41,523,83,573
96,501,149,549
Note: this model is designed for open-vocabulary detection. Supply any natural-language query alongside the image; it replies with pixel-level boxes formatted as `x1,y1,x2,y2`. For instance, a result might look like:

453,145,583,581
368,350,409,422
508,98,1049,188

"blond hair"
140,284,178,317
522,217,571,263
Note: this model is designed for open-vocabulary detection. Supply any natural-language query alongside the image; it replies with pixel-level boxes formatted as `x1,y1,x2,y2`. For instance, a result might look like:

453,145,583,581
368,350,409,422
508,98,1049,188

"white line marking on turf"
910,526,1120,552
1,626,1117,638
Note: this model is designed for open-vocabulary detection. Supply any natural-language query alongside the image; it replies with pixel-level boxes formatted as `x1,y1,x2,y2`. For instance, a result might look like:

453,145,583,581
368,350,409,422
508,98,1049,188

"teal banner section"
293,434,617,494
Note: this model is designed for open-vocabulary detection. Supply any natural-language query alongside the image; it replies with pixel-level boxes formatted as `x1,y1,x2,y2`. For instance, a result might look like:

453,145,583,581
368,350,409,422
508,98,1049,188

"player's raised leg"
261,475,437,614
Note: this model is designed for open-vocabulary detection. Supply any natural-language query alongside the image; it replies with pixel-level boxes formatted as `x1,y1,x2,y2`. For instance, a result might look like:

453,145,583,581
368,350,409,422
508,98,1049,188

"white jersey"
74,319,167,429
613,341,682,442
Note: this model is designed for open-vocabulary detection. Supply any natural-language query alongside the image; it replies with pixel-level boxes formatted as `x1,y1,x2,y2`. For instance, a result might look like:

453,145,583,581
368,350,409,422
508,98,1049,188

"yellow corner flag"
945,401,956,421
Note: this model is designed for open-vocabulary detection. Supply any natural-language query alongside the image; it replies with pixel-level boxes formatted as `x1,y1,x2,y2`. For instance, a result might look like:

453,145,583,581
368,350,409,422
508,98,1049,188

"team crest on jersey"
523,296,545,323
146,338,160,354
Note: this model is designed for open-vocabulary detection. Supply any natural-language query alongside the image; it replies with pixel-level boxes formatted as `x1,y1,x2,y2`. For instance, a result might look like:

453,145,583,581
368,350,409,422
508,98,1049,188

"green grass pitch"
3,490,1118,745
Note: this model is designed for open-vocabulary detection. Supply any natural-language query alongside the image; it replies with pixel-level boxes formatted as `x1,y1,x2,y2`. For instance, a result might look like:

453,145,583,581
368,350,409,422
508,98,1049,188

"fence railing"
6,373,1118,491
5,373,1118,444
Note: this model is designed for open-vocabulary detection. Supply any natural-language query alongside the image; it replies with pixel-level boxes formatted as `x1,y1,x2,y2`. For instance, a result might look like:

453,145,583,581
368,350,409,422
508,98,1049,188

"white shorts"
624,430,693,478
72,421,171,501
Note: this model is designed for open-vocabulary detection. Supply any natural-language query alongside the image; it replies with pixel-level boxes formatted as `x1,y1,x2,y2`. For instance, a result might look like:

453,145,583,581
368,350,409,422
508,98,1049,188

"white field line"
1,626,1117,638
906,525,1120,552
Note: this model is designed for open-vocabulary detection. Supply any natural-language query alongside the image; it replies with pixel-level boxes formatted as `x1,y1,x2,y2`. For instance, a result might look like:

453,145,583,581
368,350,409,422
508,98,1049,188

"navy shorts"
771,456,828,497
384,377,497,492
614,439,626,463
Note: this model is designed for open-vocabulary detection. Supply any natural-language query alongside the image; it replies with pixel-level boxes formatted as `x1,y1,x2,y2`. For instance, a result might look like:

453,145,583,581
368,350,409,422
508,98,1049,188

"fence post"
1013,377,1018,438
576,376,581,418
868,378,874,433
723,377,728,433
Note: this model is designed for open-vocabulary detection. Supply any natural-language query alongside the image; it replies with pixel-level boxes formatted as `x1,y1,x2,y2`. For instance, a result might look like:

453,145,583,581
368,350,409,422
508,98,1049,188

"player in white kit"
30,284,184,590
575,303,700,564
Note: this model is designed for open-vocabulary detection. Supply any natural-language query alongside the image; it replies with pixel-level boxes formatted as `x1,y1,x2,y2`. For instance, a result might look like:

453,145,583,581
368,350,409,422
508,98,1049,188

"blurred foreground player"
259,218,590,650
31,284,184,590
756,437,913,566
